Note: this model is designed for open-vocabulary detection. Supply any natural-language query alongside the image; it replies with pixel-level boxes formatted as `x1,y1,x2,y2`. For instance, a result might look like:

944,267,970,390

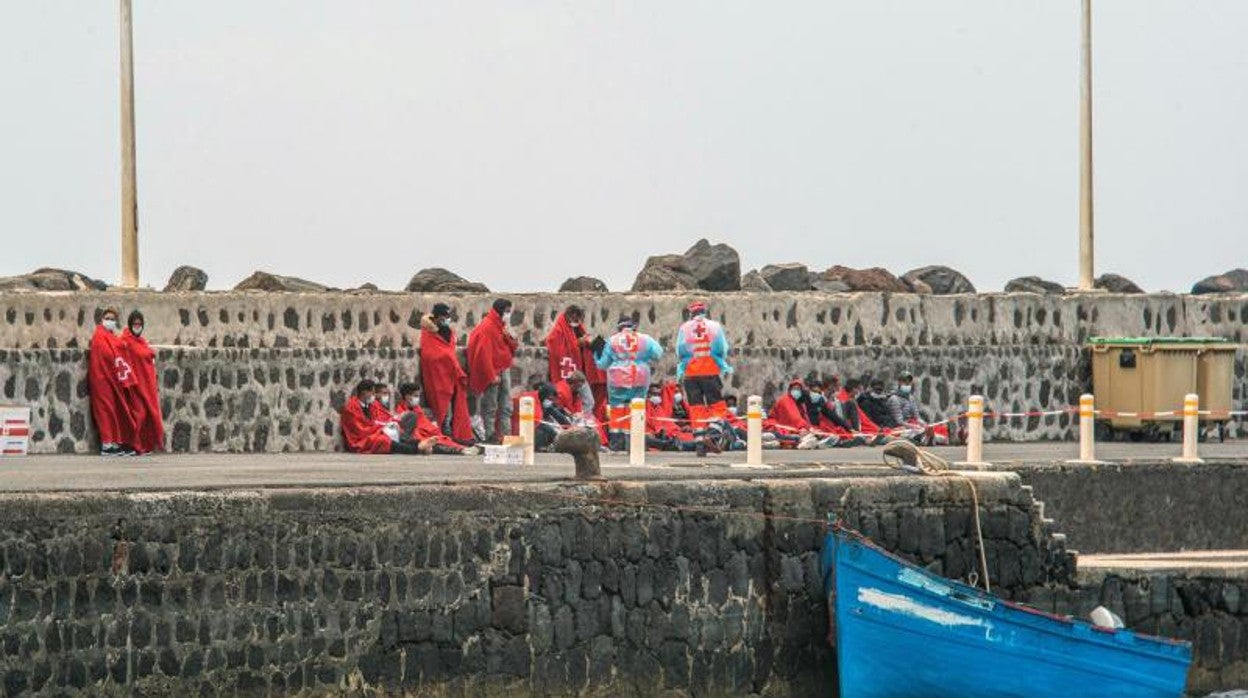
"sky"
2,1,1246,293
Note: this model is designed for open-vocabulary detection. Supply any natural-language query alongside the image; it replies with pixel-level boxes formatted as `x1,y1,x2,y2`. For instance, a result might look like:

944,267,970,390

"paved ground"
0,441,1245,493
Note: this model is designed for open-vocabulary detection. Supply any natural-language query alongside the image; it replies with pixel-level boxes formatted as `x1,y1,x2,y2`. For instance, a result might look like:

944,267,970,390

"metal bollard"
1078,393,1096,462
1174,393,1203,464
629,397,646,466
746,395,763,466
518,396,536,465
964,395,985,465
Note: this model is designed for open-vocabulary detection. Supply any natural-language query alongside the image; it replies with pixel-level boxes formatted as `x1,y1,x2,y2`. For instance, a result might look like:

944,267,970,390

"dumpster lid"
1087,336,1231,346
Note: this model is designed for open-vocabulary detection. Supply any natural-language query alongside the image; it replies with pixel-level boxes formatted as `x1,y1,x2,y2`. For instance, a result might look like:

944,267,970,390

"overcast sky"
2,1,1245,293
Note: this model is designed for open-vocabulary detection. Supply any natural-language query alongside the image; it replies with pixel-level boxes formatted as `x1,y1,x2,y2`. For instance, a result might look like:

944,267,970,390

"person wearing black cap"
594,315,663,451
419,303,475,444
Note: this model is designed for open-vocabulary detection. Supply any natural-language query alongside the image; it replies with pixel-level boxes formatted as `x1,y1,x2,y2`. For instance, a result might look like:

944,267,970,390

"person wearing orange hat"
675,300,733,456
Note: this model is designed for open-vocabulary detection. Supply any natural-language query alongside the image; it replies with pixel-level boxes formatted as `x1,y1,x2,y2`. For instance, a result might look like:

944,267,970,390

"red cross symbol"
617,332,638,353
559,356,577,379
114,356,133,383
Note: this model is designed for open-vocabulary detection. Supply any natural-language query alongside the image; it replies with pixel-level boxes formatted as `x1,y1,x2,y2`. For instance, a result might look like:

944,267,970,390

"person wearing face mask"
341,380,401,453
858,378,902,430
888,372,923,428
544,305,608,422
88,307,139,456
419,303,475,445
468,298,520,444
119,310,164,453
394,382,479,455
804,380,866,447
595,316,663,452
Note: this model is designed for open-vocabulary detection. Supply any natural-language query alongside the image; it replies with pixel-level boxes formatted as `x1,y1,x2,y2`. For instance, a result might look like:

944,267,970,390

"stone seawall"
0,474,1062,696
2,291,1244,453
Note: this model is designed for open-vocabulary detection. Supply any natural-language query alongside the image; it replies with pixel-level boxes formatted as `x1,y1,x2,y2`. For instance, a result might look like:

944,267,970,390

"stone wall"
0,474,1064,696
1,291,1244,453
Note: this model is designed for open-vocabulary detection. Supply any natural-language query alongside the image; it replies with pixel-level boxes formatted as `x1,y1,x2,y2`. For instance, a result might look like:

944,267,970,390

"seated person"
554,371,597,424
394,382,480,455
858,379,902,431
724,394,739,419
836,378,888,446
806,380,866,447
769,379,834,449
342,379,426,455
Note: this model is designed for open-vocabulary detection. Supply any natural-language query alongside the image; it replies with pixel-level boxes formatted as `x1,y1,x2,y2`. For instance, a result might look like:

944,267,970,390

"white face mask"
102,319,119,332
649,395,662,405
502,311,512,324
673,393,684,404
727,407,739,417
362,396,374,406
789,389,803,400
407,396,420,408
378,394,392,407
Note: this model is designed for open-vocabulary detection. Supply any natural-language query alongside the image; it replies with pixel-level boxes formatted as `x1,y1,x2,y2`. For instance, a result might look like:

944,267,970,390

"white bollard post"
518,396,536,465
629,397,646,466
746,395,763,466
1174,393,1203,464
963,395,985,465
1079,393,1096,462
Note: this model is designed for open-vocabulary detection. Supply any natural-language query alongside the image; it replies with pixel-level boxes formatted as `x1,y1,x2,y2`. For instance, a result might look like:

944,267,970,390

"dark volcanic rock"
163,266,208,292
816,266,908,293
1094,273,1144,294
559,276,608,293
1192,269,1248,295
682,239,741,291
739,270,773,292
759,263,811,292
902,265,976,295
404,268,489,293
631,255,699,292
0,268,109,292
901,277,933,294
1005,276,1066,294
234,271,329,293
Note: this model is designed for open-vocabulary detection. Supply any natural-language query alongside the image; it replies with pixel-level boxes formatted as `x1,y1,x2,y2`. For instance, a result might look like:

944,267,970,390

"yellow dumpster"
1088,337,1232,441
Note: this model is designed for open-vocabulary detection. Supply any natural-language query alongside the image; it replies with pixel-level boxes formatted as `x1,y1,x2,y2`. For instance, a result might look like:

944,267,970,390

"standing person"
419,303,474,444
468,298,519,443
595,316,663,451
675,301,733,455
88,307,138,456
120,310,164,453
544,305,607,421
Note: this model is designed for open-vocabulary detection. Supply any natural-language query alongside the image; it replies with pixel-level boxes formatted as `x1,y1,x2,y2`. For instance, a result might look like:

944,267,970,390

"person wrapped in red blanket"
544,305,608,422
88,307,139,456
769,379,838,449
467,298,519,443
419,304,475,444
119,310,165,453
393,383,478,455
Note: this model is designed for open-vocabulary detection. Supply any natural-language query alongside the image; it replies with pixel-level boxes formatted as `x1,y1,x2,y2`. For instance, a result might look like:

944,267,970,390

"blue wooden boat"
822,525,1192,698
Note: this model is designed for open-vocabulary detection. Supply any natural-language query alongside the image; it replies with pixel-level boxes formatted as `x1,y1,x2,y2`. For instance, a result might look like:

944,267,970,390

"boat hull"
822,528,1192,698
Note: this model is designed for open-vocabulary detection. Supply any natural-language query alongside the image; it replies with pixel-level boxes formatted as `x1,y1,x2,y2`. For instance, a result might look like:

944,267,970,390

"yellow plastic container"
1088,337,1230,433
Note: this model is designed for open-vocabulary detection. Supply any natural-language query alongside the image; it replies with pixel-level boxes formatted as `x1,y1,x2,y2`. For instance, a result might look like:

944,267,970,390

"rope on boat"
880,440,992,593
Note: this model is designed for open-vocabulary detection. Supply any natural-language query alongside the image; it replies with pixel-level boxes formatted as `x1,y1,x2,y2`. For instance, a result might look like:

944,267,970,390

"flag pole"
119,0,140,288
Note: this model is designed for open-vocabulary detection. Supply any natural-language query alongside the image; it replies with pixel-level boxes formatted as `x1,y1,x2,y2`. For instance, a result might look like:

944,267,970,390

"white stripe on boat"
859,587,992,629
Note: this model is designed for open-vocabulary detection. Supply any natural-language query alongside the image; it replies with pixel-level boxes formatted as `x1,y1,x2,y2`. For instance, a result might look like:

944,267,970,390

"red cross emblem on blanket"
559,356,577,379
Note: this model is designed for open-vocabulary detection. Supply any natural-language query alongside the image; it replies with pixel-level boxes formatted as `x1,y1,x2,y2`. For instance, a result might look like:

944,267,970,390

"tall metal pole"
1077,0,1095,291
119,0,140,288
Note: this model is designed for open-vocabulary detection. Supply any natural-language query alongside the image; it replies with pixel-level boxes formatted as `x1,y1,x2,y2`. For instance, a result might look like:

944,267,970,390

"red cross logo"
617,332,638,353
559,356,577,379
113,357,133,383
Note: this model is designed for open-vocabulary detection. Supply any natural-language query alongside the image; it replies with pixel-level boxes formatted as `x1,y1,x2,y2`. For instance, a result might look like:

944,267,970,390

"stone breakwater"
1,291,1244,453
0,474,1072,696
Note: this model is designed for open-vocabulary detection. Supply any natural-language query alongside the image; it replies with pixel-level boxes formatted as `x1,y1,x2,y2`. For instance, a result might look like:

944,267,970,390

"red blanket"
545,312,607,386
467,310,518,395
395,402,460,448
88,325,138,446
341,397,391,454
420,320,474,443
121,329,165,453
770,393,812,433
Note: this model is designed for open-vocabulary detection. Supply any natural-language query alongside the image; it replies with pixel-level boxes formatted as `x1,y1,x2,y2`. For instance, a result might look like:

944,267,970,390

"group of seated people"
521,369,948,454
341,370,947,456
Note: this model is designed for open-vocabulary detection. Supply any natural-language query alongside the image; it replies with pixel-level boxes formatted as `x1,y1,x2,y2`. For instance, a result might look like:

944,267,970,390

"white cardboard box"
0,406,31,456
482,444,526,465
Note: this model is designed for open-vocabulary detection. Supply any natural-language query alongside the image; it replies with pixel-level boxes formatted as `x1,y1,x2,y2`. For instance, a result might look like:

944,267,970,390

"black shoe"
695,439,707,458
101,444,125,456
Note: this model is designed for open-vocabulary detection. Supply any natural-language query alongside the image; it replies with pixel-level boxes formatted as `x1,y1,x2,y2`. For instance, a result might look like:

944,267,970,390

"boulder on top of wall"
740,269,774,292
902,265,976,295
0,268,109,292
1094,273,1144,294
631,255,700,292
682,239,741,291
404,268,490,293
759,263,812,291
234,271,329,293
815,265,908,293
559,276,609,292
1004,276,1066,294
163,265,208,292
901,277,933,294
1191,269,1248,295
